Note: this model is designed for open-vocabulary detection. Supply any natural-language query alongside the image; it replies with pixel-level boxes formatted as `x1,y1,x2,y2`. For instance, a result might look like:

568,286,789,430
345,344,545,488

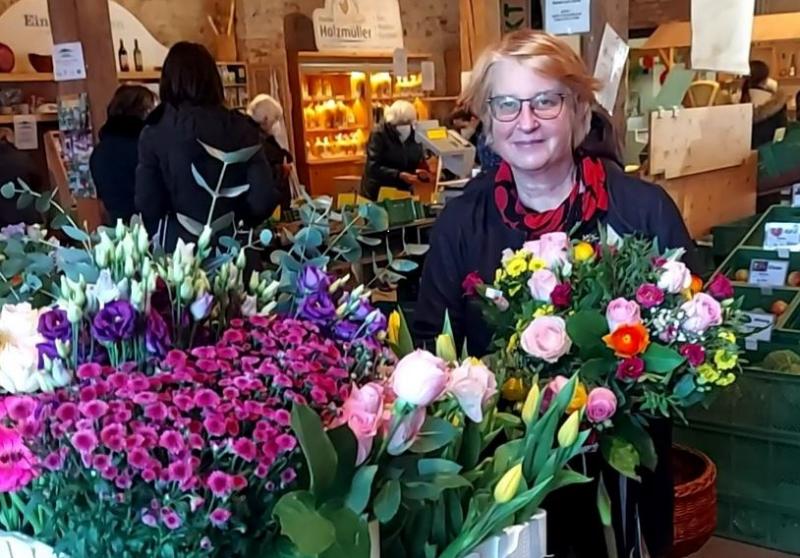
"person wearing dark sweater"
90,85,156,225
135,42,278,250
415,30,695,558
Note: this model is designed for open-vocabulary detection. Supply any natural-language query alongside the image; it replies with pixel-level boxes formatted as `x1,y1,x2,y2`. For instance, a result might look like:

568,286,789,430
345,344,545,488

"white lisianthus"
0,303,46,394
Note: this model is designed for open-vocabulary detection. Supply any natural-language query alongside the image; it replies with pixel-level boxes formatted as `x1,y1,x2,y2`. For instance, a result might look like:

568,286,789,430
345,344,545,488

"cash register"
414,120,477,203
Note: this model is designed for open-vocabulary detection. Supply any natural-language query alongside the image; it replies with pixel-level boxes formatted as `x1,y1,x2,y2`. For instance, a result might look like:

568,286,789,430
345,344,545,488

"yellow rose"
387,311,400,345
505,257,528,278
528,258,548,272
573,242,594,262
495,268,505,283
568,383,588,414
502,377,527,401
534,305,555,318
697,364,720,385
718,331,736,344
714,349,738,371
716,373,736,387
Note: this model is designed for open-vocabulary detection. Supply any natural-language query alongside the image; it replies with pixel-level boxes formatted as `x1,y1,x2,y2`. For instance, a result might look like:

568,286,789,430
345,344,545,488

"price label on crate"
748,258,789,287
792,183,800,207
763,221,800,251
741,311,775,344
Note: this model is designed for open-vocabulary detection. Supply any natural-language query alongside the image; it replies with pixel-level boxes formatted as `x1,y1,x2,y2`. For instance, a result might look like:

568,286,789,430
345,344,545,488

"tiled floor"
691,538,797,557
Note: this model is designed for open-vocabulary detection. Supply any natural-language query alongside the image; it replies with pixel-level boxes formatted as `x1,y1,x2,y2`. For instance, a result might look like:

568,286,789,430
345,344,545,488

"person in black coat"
135,42,278,250
415,30,696,558
90,85,156,225
248,94,294,210
360,100,429,200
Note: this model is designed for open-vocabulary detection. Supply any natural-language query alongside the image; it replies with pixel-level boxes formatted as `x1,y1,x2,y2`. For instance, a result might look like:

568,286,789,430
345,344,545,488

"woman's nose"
516,102,539,131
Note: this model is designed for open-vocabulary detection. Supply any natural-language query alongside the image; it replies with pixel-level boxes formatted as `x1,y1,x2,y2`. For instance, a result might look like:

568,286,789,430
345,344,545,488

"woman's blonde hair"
461,29,601,148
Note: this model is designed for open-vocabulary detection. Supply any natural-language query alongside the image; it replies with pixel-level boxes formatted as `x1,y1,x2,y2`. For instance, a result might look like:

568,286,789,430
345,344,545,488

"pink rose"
447,359,498,423
636,284,665,308
391,350,449,406
586,387,617,423
707,274,734,301
527,269,559,302
524,232,569,267
605,298,641,332
387,406,426,455
657,260,692,294
520,316,572,363
681,293,723,334
341,382,385,465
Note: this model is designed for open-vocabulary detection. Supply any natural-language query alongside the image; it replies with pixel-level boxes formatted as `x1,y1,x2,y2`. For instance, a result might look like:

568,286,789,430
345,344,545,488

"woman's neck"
511,157,577,212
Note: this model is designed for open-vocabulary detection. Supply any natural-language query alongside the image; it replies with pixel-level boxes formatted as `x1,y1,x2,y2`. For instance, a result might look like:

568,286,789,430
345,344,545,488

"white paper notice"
53,41,87,81
748,258,789,287
460,71,472,94
593,24,629,115
392,48,408,79
544,0,590,35
13,115,37,150
691,0,754,74
421,61,435,92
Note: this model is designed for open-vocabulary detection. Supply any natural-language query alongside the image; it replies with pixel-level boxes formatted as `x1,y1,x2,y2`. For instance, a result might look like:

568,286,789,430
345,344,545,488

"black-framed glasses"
487,92,568,122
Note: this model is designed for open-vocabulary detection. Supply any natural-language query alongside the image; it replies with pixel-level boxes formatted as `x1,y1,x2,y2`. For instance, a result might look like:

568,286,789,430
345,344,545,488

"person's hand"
399,172,416,185
416,169,431,183
281,163,292,178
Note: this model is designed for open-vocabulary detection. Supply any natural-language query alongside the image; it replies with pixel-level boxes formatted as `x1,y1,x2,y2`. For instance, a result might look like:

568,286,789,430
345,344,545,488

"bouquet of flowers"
469,231,745,478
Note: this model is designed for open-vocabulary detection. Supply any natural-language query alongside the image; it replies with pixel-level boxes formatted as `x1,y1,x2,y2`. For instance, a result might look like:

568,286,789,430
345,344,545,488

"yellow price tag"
426,128,448,140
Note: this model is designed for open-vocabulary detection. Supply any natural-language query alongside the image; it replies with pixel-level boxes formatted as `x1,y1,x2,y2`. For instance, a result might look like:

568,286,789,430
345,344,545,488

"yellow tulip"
557,411,581,448
567,383,588,414
501,377,526,402
387,311,401,345
521,384,540,426
573,242,594,262
494,463,524,503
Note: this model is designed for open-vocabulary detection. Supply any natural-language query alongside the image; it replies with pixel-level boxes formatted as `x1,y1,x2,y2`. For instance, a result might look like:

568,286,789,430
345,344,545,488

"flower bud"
114,242,125,264
124,256,135,278
198,226,212,252
557,411,581,448
115,219,125,239
131,280,144,309
249,271,260,292
264,280,279,299
66,302,82,324
42,354,52,373
180,278,194,302
95,244,109,268
236,248,246,269
59,277,72,299
141,258,152,279
259,301,277,315
51,359,72,388
351,285,364,299
494,463,523,504
55,339,71,360
137,225,149,254
72,287,86,309
521,384,541,427
336,303,347,317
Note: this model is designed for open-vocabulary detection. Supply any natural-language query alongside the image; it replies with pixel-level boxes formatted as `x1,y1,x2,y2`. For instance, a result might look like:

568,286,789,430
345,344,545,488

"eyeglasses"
487,92,568,122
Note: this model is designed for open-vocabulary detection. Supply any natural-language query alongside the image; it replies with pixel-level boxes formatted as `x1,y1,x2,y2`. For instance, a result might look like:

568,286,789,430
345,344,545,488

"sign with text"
501,0,530,34
313,0,403,51
53,42,86,81
0,0,168,73
742,311,775,344
748,258,789,287
764,222,800,251
544,0,590,35
593,24,628,114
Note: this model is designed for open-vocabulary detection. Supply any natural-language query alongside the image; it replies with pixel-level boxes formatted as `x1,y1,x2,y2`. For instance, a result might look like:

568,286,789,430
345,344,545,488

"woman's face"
488,58,575,173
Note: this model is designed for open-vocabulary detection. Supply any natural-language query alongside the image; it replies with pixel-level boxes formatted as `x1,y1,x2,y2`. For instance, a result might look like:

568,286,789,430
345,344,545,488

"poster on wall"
0,0,168,73
593,23,629,115
313,0,404,51
53,42,87,81
691,0,754,73
544,0,591,35
500,0,530,34
58,94,96,199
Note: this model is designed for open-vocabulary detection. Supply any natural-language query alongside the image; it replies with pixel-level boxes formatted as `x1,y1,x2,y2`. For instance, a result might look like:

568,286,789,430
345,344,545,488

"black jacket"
261,133,293,210
414,160,696,355
360,122,424,200
90,115,144,225
135,103,278,249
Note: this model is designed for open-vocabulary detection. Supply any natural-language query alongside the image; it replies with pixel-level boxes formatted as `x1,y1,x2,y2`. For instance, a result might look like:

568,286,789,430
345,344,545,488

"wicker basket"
671,444,718,558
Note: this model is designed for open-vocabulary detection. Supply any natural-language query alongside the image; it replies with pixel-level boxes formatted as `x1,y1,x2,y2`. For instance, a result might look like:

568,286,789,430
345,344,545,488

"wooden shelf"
307,155,365,165
0,73,54,82
423,96,459,102
223,83,248,88
305,125,365,133
119,70,161,81
303,95,359,104
0,114,58,124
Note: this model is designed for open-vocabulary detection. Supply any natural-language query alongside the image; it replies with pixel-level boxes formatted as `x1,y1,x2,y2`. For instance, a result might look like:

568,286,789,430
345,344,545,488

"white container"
0,532,61,558
465,510,547,558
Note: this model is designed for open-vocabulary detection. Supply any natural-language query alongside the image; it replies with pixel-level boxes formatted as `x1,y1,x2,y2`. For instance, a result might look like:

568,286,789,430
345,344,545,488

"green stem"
0,271,22,302
206,162,230,228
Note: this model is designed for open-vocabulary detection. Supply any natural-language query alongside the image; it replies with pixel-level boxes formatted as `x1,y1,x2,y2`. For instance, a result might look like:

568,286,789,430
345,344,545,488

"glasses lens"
490,97,522,121
531,93,564,120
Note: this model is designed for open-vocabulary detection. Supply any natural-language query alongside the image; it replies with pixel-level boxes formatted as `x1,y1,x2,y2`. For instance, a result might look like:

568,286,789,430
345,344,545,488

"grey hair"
384,100,417,125
248,94,283,128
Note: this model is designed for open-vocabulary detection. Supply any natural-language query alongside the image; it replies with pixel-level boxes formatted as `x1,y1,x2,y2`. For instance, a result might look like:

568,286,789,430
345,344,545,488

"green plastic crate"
733,285,800,329
740,206,800,248
380,199,419,226
718,248,800,284
712,214,760,260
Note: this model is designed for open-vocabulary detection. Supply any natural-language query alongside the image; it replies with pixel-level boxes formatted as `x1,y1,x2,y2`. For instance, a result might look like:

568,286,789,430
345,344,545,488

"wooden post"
581,0,629,136
459,0,501,71
47,0,118,230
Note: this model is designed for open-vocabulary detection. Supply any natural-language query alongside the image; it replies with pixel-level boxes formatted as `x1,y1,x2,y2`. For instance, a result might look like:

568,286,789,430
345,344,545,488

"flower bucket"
0,532,61,558
465,510,547,558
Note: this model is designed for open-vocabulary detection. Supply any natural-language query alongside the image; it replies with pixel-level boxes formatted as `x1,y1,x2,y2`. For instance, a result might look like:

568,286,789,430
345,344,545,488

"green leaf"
35,190,55,213
403,475,470,500
597,474,613,527
374,479,401,524
291,405,338,498
566,310,609,351
51,213,69,229
259,229,274,245
578,358,616,383
199,140,261,164
418,459,462,477
211,212,235,234
643,344,685,374
0,182,15,199
345,465,378,515
219,184,251,198
410,417,458,454
191,164,214,196
614,415,658,471
328,425,358,500
318,503,371,558
16,192,34,209
273,491,336,555
357,235,382,246
673,374,696,400
61,225,90,243
390,259,418,273
176,213,203,236
600,435,641,481
403,243,430,256
296,227,324,249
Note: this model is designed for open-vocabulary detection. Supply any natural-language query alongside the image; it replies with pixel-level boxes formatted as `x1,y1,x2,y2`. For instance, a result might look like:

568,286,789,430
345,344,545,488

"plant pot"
465,510,547,558
0,531,61,558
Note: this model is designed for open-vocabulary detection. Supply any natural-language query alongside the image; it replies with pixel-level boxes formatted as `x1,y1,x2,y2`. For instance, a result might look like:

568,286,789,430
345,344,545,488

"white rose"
657,260,692,294
0,303,46,394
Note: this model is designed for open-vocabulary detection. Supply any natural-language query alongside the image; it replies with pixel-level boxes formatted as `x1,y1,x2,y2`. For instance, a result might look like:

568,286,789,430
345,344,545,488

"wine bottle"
791,54,797,77
118,39,129,72
133,39,143,72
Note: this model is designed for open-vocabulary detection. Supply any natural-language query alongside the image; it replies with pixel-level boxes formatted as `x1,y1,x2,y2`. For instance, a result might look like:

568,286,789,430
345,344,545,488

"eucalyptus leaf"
16,192,34,210
198,141,261,164
61,225,90,243
50,213,69,229
191,164,214,196
0,182,15,199
219,184,251,198
390,259,418,273
295,227,324,249
403,243,430,256
35,190,55,213
345,465,378,515
219,236,241,251
176,213,204,236
210,212,235,234
357,235,382,247
259,229,274,246
374,479,401,524
377,269,405,285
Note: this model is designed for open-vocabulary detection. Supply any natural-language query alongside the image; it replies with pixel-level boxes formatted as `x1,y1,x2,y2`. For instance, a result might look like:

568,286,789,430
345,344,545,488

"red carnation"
550,283,573,308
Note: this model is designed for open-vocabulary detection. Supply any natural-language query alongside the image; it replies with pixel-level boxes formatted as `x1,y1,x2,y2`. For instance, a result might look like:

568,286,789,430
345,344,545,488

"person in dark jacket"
0,128,42,227
135,42,278,250
415,30,696,558
248,94,294,210
90,85,156,225
360,100,429,200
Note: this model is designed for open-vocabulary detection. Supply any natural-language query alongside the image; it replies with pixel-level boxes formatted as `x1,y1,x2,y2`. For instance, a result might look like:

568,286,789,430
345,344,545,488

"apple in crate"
771,300,789,316
788,271,800,287
734,269,749,282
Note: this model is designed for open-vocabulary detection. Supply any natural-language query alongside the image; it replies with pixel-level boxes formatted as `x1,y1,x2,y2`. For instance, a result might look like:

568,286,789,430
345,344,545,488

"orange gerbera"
603,323,650,359
690,275,703,294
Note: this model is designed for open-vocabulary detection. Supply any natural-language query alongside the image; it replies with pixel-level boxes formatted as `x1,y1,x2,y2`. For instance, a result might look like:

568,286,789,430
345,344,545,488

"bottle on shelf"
118,39,130,72
133,39,143,72
780,53,789,77
791,54,797,77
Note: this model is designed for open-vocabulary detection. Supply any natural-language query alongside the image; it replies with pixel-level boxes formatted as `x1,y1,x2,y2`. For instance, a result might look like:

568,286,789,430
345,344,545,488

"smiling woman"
414,28,698,558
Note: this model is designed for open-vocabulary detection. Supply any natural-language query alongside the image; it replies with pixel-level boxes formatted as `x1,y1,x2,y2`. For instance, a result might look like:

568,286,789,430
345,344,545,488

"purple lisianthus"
190,293,214,322
38,308,71,341
351,300,375,321
298,266,330,295
145,309,170,357
0,223,26,237
91,300,137,344
334,320,360,341
37,340,59,368
366,310,387,335
299,292,336,324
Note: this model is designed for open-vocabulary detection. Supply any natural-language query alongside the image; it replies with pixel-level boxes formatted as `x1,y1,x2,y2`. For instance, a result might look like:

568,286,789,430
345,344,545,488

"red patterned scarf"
493,156,609,240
